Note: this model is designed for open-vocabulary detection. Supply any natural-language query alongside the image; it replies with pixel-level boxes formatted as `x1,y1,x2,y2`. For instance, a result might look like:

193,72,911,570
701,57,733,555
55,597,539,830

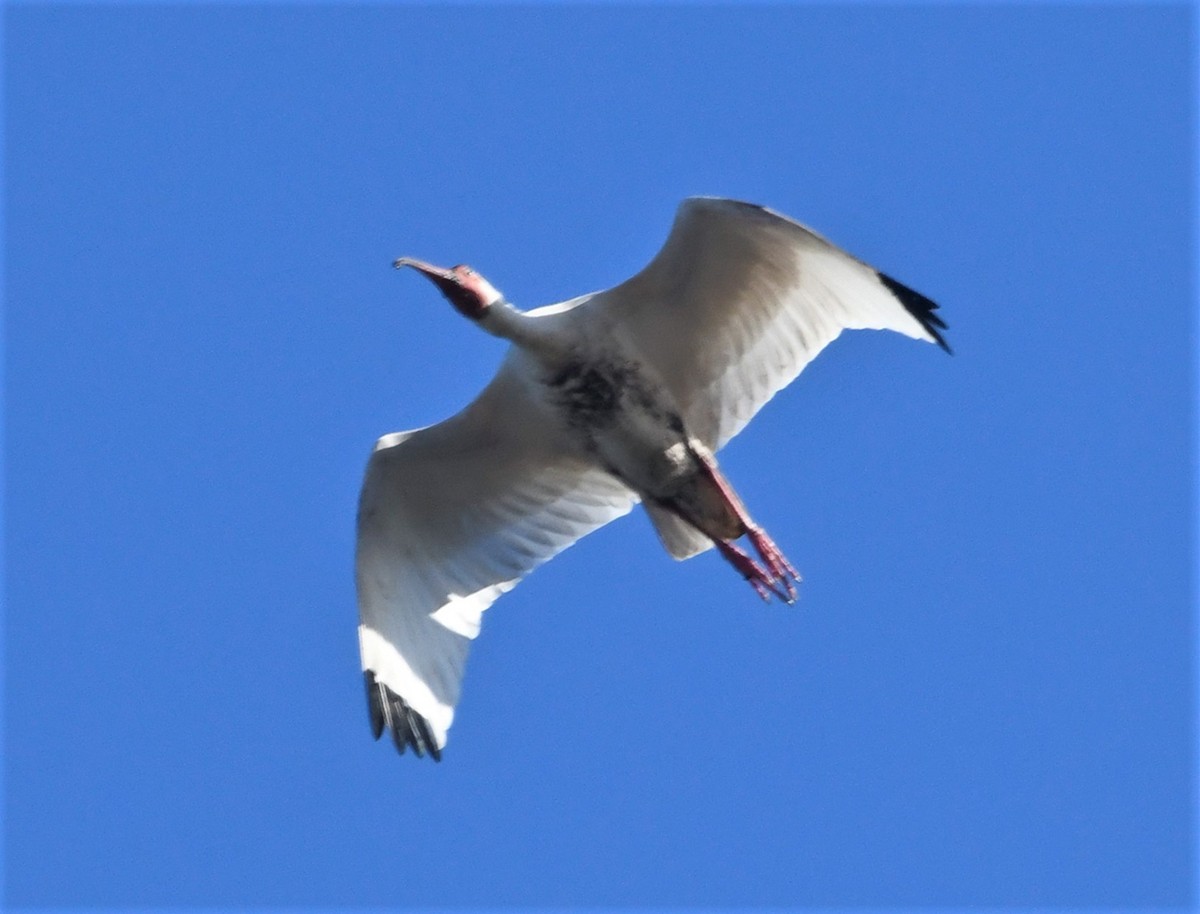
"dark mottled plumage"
365,670,441,761
548,357,680,437
549,360,632,429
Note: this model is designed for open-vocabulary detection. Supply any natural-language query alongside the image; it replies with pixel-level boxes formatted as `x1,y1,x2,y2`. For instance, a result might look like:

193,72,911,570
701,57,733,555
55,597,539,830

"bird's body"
528,341,735,539
357,198,949,760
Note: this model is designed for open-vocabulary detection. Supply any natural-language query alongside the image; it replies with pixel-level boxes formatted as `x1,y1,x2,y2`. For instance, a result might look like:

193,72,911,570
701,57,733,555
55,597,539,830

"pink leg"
747,528,801,591
691,444,801,603
716,540,796,603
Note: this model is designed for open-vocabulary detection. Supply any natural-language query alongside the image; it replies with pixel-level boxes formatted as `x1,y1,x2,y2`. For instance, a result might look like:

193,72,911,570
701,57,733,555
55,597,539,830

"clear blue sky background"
4,4,1194,908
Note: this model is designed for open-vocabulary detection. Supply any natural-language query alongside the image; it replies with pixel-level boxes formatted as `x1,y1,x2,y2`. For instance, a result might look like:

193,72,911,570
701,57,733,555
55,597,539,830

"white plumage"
357,197,948,759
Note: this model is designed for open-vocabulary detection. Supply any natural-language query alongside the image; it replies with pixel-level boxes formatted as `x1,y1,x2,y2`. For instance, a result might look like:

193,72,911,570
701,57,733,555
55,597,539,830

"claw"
765,577,797,604
747,527,801,600
716,540,795,603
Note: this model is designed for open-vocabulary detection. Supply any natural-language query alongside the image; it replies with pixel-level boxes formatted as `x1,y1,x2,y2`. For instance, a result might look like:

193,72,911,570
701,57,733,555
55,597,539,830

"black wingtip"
364,670,442,762
365,671,386,740
878,272,952,355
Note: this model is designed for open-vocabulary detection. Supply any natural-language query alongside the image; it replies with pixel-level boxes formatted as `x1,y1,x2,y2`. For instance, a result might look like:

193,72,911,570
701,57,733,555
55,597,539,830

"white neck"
478,300,564,357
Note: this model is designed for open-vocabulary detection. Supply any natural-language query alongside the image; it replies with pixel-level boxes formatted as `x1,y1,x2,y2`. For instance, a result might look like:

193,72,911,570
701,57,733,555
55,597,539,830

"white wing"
356,354,637,758
579,197,949,449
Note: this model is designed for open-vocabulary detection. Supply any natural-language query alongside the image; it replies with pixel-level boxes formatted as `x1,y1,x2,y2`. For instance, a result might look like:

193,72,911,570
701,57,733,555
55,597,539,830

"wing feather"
356,357,637,757
580,197,948,448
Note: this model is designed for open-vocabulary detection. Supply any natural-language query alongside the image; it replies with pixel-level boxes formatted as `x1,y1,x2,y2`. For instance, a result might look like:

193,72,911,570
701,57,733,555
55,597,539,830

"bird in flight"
356,197,949,760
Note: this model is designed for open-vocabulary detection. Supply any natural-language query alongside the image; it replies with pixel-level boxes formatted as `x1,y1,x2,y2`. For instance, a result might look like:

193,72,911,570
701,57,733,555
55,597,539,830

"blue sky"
4,3,1194,908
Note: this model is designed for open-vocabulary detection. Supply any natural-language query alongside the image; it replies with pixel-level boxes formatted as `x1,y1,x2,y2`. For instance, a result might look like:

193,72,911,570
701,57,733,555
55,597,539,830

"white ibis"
357,197,949,760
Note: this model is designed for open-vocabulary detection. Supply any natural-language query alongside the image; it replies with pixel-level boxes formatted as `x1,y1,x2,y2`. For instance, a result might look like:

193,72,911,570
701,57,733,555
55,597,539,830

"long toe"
748,528,801,584
717,540,794,603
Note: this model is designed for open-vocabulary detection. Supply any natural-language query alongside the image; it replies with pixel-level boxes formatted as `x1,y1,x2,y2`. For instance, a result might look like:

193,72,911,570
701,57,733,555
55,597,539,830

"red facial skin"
394,257,497,320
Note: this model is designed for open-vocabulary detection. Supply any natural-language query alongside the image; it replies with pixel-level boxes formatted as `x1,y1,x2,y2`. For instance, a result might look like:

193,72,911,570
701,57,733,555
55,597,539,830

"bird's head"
394,257,503,321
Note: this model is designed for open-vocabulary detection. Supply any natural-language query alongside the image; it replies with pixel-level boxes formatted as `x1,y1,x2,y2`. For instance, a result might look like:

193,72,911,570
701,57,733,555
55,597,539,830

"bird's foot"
716,540,795,604
747,527,801,602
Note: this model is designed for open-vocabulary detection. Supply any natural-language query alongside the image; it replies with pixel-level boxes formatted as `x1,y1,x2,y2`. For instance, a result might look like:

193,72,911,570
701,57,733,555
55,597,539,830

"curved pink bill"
393,256,455,281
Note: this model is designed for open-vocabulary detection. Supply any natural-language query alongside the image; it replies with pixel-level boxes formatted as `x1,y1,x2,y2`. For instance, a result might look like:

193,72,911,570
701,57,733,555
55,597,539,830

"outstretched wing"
580,197,949,449
356,355,637,759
